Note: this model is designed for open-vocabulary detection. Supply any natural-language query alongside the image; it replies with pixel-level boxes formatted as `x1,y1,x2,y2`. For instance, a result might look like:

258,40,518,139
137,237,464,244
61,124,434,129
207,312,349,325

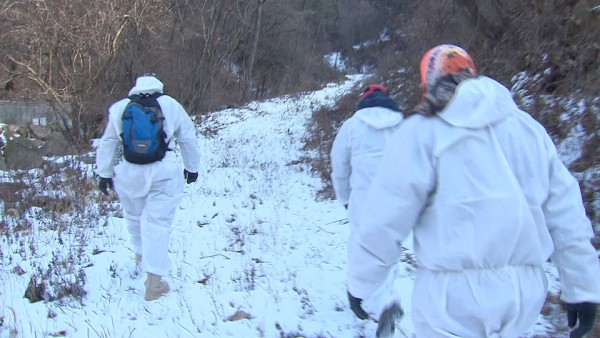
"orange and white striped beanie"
414,44,478,116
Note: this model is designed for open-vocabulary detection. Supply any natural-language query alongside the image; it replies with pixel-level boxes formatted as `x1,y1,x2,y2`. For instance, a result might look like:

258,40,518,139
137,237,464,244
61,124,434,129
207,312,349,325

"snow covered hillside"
1,75,570,337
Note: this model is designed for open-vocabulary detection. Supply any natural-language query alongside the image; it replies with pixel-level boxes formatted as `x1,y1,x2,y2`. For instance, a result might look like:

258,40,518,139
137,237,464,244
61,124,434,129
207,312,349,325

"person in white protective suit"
329,84,404,327
95,73,200,301
347,44,600,338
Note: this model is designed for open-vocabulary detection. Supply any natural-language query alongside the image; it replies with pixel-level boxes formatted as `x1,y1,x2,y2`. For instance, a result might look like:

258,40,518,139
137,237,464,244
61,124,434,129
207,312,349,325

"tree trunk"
243,0,265,101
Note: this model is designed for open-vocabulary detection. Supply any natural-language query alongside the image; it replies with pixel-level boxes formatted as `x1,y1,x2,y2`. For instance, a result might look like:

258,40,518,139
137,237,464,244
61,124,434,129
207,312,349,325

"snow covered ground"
1,74,568,337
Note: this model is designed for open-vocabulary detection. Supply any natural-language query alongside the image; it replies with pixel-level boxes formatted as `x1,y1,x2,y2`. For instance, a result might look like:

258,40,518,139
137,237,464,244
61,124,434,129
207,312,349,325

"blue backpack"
121,92,169,164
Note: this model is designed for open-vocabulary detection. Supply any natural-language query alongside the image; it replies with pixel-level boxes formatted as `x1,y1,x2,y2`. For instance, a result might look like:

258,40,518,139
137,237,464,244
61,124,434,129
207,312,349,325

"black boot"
347,291,369,320
376,302,404,338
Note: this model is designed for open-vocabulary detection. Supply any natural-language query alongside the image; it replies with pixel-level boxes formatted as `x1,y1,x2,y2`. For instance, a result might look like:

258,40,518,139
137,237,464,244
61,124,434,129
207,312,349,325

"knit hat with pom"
414,44,478,116
357,84,400,112
361,84,388,99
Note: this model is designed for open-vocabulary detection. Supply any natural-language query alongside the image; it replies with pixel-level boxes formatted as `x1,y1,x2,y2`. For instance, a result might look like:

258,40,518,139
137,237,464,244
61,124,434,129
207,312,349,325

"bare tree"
0,0,387,143
242,0,266,100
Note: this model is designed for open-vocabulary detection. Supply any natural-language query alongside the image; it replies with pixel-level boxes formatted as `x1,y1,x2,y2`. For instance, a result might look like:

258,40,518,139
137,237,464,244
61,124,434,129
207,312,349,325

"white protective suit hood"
438,76,516,129
128,75,164,96
353,107,404,130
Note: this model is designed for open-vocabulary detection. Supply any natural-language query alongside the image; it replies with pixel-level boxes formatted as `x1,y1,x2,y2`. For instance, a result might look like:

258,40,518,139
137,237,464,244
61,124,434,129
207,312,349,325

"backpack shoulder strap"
127,94,142,103
129,92,163,100
149,92,163,99
128,93,163,111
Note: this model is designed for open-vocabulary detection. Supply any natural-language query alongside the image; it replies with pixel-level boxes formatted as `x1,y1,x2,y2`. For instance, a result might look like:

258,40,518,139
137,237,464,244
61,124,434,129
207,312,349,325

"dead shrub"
0,178,27,215
23,251,87,304
2,159,99,306
23,274,47,303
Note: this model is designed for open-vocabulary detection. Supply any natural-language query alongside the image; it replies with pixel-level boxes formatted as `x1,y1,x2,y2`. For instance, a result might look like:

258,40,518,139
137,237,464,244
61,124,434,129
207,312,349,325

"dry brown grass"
301,86,366,200
592,313,600,338
1,158,114,304
377,0,600,241
301,4,599,337
0,176,27,216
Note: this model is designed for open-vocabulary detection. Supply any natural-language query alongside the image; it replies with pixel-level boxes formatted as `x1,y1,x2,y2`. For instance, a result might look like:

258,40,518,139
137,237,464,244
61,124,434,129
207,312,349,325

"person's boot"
375,302,404,338
347,291,369,320
144,272,170,301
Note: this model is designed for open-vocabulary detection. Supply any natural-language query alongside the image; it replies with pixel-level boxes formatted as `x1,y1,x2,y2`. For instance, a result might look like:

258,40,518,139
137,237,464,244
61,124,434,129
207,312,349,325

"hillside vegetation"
0,0,599,336
1,0,598,233
307,0,600,234
0,0,399,145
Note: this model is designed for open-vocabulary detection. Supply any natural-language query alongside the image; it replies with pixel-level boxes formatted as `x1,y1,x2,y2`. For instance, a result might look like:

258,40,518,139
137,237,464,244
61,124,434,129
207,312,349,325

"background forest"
1,0,600,336
1,0,598,237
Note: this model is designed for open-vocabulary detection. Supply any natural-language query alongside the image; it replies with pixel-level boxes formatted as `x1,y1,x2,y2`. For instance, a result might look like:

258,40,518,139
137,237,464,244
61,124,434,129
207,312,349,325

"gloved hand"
183,169,198,184
376,302,404,338
344,204,348,210
98,177,114,195
347,291,369,320
566,302,597,338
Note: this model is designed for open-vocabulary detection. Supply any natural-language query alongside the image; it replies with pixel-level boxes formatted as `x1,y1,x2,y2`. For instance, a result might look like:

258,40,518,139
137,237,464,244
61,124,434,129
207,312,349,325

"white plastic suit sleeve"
95,113,121,178
543,134,600,304
347,127,435,299
330,121,352,205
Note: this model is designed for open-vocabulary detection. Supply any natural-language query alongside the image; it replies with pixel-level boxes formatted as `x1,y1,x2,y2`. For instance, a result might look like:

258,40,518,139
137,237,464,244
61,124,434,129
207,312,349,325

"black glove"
98,177,113,196
376,302,404,338
347,291,369,320
567,302,597,338
344,204,348,210
183,169,198,184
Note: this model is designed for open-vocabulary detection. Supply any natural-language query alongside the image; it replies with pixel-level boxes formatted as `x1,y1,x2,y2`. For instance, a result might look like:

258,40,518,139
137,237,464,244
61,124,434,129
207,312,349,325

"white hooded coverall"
330,106,404,227
330,103,404,316
95,76,200,276
348,76,600,337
